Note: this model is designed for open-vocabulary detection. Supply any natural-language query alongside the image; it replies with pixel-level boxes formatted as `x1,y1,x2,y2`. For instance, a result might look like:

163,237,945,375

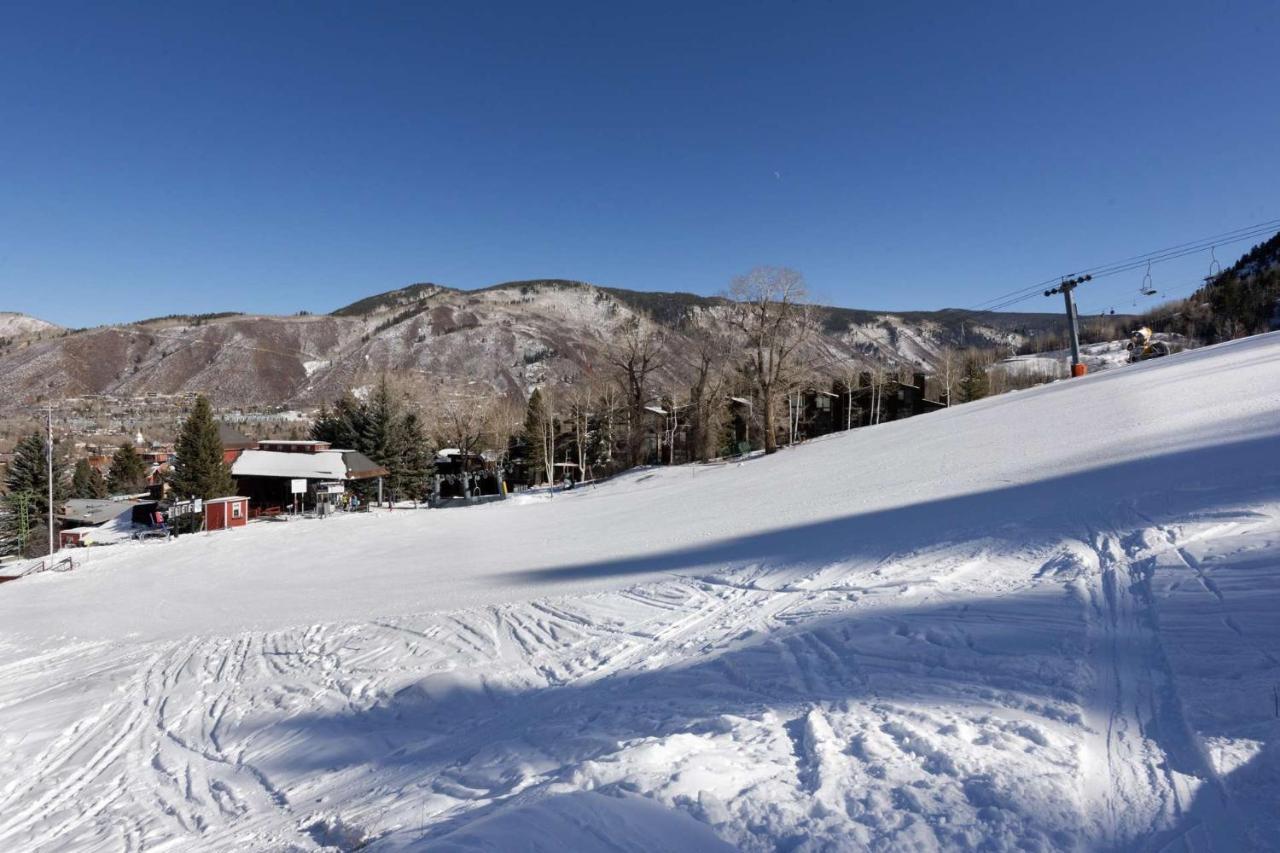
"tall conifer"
169,397,236,499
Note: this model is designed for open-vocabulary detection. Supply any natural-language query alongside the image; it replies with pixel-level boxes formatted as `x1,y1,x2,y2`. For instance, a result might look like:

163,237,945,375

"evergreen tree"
523,388,554,485
958,357,990,403
1,432,68,557
312,380,431,502
169,396,236,500
72,458,109,499
361,378,406,497
311,395,364,450
397,411,432,499
107,443,148,494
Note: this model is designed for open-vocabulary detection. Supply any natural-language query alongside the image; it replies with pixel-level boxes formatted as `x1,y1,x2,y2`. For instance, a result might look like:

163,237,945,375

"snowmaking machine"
1126,327,1170,363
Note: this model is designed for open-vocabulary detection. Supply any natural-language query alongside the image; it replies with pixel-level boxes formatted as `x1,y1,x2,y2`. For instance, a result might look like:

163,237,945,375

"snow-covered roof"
59,499,142,526
231,449,388,481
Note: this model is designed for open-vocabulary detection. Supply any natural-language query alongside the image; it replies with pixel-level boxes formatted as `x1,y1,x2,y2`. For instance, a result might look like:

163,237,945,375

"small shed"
205,496,249,530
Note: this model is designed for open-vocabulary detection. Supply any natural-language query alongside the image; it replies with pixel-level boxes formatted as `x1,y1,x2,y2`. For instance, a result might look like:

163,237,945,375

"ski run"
2,332,1279,852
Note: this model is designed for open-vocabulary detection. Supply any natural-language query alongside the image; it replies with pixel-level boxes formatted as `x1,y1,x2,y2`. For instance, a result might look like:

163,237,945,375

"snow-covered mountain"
0,281,1072,413
0,311,60,339
2,331,1278,850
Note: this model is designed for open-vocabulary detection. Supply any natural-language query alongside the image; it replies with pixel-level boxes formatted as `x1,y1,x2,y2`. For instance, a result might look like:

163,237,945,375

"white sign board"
290,479,307,494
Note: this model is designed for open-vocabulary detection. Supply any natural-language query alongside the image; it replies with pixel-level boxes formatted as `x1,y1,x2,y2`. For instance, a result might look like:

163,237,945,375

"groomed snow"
2,333,1279,851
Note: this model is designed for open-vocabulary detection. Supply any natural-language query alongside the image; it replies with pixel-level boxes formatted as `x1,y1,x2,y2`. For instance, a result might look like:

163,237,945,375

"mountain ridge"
0,280,1093,415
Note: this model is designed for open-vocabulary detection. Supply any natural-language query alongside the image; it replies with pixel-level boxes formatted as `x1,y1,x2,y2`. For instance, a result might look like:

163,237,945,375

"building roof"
217,423,257,451
230,449,389,481
58,499,141,526
341,451,389,480
205,496,249,504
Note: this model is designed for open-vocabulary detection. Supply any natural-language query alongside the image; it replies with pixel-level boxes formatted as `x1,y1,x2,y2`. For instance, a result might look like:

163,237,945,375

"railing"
3,554,78,581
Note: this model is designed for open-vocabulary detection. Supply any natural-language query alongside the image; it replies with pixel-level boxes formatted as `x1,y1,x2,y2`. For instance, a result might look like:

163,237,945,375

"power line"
965,218,1280,315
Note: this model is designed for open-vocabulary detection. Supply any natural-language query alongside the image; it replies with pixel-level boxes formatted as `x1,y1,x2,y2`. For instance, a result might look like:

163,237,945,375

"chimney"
913,372,927,394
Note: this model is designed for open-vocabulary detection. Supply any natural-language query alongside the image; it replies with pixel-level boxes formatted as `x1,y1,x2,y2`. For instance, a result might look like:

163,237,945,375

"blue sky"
1,1,1277,326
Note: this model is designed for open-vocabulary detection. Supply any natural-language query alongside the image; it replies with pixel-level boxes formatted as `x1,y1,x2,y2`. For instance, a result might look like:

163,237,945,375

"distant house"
230,440,388,515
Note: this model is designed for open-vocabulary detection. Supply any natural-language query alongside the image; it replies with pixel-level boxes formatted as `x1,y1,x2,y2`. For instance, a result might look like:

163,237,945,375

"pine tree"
397,411,432,499
169,396,236,500
312,381,430,502
361,378,405,497
523,389,554,485
107,443,148,494
1,432,68,557
311,395,364,450
72,458,109,499
958,357,990,403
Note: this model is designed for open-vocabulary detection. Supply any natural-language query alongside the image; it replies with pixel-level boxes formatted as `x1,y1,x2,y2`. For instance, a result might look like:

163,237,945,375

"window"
816,395,831,411
232,502,243,519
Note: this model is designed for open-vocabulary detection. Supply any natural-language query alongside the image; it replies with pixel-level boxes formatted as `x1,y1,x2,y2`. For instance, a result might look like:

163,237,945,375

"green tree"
396,410,433,499
311,395,364,450
312,379,431,502
1,432,69,557
958,357,990,403
523,388,554,485
72,458,109,499
169,396,236,500
107,443,148,494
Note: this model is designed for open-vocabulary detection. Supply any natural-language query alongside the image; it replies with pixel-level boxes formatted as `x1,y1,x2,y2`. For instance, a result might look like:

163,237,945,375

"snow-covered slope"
2,334,1279,851
0,311,60,338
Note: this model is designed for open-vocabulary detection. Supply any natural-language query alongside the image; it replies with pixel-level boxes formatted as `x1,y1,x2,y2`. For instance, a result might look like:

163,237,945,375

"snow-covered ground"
2,334,1279,851
0,311,60,338
996,334,1189,382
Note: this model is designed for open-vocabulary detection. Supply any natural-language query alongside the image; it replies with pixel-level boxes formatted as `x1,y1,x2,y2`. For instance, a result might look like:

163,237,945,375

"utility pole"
1045,275,1092,377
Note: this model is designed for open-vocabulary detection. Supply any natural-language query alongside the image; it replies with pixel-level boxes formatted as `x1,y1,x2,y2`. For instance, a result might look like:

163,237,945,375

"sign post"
290,479,306,515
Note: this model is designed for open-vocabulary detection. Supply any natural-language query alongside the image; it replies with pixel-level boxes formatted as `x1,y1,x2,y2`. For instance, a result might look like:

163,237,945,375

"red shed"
205,496,249,530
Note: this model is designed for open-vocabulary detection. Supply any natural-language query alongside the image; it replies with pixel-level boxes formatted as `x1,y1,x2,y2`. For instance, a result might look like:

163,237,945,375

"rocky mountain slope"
0,281,1072,413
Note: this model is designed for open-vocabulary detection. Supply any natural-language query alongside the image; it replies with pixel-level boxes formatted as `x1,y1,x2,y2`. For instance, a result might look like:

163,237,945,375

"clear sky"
1,1,1277,327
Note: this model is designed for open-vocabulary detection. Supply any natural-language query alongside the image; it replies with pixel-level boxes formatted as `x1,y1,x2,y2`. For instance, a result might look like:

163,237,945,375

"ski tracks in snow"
2,507,1278,850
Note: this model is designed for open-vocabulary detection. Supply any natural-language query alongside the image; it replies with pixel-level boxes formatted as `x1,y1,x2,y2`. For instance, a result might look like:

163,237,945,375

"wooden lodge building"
223,437,388,516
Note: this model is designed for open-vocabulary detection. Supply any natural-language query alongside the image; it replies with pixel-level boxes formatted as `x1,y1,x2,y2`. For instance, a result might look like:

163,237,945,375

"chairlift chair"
1139,261,1157,297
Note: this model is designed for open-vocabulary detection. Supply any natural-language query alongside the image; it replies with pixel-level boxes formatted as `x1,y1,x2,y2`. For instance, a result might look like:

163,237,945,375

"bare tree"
430,392,505,457
565,379,602,476
682,309,734,462
605,315,667,468
727,266,817,454
936,345,958,407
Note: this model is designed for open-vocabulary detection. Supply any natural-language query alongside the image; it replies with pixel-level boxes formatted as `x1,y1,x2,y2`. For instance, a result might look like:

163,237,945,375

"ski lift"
1208,246,1221,280
1139,261,1157,297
